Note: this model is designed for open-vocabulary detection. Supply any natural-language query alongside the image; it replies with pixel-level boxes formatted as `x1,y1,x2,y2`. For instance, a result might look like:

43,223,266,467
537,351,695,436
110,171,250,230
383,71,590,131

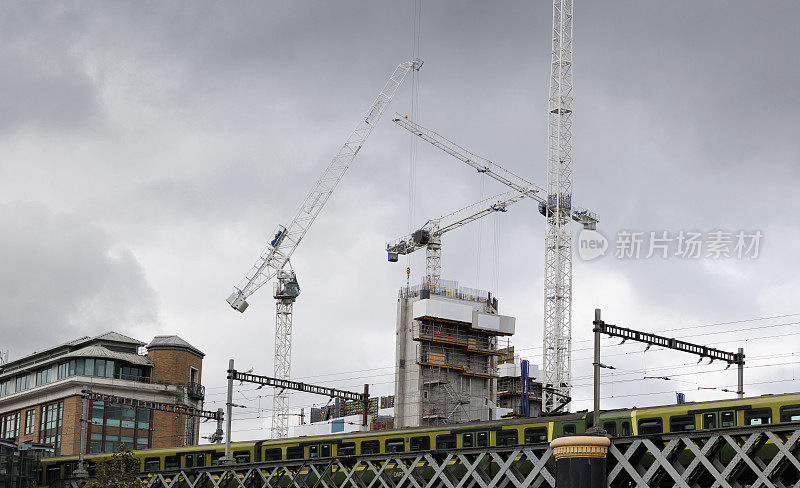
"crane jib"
227,59,421,313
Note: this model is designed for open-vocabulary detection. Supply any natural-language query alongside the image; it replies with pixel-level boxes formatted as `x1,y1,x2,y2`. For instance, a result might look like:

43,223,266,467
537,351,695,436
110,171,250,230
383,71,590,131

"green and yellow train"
40,392,800,486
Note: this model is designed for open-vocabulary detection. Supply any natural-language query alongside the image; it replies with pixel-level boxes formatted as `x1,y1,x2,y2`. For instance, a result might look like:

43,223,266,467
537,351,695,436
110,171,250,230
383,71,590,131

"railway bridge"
67,422,800,488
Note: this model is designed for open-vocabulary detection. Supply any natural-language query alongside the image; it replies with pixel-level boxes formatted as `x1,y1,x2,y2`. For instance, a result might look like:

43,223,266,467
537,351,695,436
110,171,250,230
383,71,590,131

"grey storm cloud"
0,4,100,133
0,203,159,356
0,1,798,438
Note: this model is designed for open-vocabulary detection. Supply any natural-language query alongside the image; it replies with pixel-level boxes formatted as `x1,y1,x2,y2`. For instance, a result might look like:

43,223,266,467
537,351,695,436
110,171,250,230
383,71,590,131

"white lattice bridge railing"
61,422,800,488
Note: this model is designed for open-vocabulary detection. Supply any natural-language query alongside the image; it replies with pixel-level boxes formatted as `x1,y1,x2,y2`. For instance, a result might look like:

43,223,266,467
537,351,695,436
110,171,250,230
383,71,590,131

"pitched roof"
61,345,154,366
147,336,204,357
93,331,146,346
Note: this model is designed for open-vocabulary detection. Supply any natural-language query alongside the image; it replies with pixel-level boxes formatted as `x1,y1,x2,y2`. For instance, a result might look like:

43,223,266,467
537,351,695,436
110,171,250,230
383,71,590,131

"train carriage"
39,392,800,486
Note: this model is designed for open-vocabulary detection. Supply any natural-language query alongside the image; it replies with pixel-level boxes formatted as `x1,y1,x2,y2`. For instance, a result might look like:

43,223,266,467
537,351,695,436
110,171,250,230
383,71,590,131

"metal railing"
59,421,800,487
186,381,205,400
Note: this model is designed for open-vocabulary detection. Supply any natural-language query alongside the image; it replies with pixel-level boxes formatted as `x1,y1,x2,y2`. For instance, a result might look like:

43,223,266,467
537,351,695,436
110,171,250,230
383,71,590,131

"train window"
780,405,800,422
436,434,456,450
307,444,331,458
338,443,356,456
46,466,60,484
211,452,225,466
638,417,663,435
563,424,577,435
185,454,194,468
621,421,631,436
524,427,548,444
233,451,251,463
165,455,180,470
144,457,160,472
497,430,518,446
361,440,380,454
602,422,617,436
703,413,717,429
263,448,282,461
744,408,772,426
477,431,489,447
462,433,474,448
669,415,695,432
720,411,735,427
287,446,304,459
410,436,430,451
386,438,405,453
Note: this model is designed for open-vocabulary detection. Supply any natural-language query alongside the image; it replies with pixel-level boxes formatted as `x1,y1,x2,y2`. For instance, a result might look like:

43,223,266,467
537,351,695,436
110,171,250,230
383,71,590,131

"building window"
39,401,63,456
185,415,195,445
1,412,20,440
15,375,29,392
0,380,10,397
88,401,151,453
119,365,143,381
57,358,117,380
36,367,51,386
24,409,35,435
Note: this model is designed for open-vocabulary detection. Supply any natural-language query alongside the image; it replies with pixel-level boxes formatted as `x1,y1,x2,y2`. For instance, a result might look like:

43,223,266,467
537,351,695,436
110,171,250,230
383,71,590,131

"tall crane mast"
544,0,576,413
392,115,595,412
386,189,526,290
227,59,422,438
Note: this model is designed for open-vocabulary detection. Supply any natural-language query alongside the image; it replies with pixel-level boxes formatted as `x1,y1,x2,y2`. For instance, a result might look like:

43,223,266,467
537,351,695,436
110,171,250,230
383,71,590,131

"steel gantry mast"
543,0,575,413
227,59,422,438
386,189,526,291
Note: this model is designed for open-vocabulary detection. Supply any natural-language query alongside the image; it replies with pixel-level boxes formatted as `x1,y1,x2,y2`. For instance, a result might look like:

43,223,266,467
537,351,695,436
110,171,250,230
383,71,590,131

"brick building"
0,332,205,456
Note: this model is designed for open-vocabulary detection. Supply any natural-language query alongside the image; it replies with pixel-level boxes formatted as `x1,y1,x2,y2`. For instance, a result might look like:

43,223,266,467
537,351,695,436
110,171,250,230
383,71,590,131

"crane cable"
407,0,422,281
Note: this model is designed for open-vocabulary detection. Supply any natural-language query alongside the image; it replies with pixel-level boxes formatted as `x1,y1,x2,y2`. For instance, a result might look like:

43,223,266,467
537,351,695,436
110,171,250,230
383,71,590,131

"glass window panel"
95,361,105,377
106,360,115,378
144,457,160,472
121,407,135,428
85,359,94,377
137,408,150,430
106,405,121,427
75,359,84,376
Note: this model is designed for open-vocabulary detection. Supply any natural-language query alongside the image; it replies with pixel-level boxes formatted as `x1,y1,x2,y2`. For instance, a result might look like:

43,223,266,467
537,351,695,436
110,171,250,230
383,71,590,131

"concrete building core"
395,280,515,428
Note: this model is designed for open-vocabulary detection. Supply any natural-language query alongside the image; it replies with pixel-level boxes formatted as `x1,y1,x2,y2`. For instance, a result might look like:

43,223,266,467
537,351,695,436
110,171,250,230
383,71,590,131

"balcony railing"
187,381,205,400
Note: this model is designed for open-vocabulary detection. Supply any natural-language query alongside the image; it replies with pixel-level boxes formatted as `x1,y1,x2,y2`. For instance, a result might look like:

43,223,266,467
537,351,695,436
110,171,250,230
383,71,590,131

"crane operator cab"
274,270,300,300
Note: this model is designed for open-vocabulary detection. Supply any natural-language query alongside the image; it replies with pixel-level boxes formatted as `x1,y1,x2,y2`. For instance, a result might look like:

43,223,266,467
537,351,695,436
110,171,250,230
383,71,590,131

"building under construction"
394,280,515,428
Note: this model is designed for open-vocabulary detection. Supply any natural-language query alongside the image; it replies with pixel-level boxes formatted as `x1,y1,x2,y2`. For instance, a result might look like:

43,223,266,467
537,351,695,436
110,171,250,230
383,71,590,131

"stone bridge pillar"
550,435,611,488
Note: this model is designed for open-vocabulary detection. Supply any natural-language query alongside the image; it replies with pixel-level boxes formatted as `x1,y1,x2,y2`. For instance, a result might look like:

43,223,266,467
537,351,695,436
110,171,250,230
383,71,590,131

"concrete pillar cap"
550,435,611,459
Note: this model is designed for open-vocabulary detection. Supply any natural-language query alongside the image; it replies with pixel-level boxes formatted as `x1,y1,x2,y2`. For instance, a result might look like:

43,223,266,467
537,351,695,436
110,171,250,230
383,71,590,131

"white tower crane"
544,0,576,413
227,59,422,438
392,115,595,412
386,189,526,291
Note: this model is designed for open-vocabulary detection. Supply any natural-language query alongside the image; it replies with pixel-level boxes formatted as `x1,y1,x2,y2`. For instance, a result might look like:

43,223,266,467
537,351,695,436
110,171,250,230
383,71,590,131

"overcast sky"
1,1,799,442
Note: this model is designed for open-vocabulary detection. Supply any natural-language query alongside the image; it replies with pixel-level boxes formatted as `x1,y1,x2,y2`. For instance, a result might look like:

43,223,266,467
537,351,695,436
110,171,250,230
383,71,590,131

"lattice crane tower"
542,0,576,413
227,59,421,438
